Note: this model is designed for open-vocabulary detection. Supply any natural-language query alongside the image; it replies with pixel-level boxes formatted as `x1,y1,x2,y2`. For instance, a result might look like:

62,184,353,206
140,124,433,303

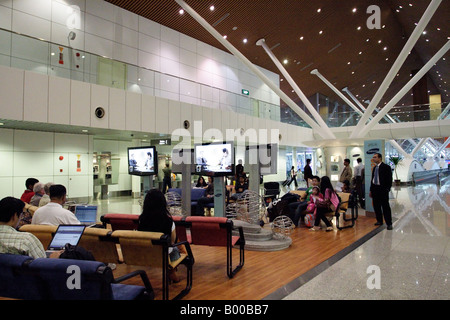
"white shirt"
31,202,80,226
354,163,364,177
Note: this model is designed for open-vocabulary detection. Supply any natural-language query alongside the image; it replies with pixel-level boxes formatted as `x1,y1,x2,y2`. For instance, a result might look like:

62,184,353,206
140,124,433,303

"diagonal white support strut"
174,0,335,140
256,39,335,137
355,40,450,139
349,0,442,139
310,69,363,117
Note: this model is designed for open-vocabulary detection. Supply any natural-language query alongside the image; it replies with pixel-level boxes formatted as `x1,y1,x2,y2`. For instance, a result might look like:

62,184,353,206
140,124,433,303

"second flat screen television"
128,146,157,176
194,142,234,177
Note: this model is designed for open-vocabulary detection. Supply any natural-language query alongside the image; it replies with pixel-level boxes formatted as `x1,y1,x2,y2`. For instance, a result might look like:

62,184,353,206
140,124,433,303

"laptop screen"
48,225,86,250
74,205,98,223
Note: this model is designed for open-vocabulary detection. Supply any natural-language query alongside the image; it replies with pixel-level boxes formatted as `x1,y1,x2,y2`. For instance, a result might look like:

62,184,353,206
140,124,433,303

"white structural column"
256,39,335,137
174,0,335,140
342,87,409,156
355,40,450,139
411,138,429,157
310,69,363,116
349,0,442,139
434,137,450,158
342,87,396,123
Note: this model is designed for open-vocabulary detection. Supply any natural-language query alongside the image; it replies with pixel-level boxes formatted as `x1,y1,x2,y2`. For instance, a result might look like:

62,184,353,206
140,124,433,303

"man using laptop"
32,185,80,226
0,197,61,258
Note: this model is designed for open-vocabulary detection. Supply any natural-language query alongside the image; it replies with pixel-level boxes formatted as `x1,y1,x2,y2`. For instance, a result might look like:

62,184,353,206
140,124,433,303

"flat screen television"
127,146,157,176
171,148,196,174
194,142,234,177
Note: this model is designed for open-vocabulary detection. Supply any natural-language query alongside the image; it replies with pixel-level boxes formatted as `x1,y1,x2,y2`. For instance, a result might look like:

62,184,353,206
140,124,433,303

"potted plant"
390,156,403,186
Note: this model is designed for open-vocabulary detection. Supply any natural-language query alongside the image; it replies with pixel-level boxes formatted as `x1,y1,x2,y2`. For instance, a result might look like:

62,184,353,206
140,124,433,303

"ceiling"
105,0,449,120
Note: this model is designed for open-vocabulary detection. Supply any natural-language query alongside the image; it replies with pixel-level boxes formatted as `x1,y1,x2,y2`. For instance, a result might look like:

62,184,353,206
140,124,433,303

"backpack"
59,243,96,261
304,214,315,227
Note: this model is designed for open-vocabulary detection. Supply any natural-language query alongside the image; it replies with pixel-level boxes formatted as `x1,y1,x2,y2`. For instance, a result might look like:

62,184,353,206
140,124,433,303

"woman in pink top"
310,176,339,232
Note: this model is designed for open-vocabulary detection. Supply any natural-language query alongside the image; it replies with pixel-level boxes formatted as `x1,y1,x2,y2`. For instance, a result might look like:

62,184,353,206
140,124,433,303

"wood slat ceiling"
105,0,449,115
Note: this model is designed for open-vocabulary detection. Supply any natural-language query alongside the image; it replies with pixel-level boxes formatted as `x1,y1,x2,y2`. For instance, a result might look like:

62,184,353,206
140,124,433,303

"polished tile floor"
284,181,450,300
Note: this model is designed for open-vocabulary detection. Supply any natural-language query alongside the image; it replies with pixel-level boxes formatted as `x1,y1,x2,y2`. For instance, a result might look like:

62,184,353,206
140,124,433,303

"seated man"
32,184,80,226
29,182,46,207
0,197,59,258
288,176,321,226
230,174,248,201
20,178,39,204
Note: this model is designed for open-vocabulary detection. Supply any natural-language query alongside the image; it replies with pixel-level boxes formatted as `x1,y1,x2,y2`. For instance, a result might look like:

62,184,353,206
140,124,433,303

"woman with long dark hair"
138,189,180,282
309,176,339,231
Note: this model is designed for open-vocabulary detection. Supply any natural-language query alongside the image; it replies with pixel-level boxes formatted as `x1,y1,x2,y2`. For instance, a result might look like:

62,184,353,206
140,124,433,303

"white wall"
0,0,281,116
0,65,312,146
0,128,93,200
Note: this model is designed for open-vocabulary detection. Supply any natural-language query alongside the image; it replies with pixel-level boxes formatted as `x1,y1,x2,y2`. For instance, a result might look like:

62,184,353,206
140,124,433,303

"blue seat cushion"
111,283,147,300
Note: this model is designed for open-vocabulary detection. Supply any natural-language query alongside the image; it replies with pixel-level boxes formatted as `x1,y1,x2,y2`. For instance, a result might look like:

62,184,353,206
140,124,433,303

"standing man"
354,158,365,208
339,159,353,184
303,159,313,188
162,163,172,194
369,153,393,230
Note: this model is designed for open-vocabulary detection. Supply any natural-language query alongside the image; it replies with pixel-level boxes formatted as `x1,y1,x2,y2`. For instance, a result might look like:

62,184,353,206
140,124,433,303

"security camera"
68,31,76,41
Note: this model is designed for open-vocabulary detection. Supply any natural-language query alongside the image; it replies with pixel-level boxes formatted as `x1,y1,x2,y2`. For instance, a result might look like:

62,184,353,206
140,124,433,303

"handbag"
316,199,331,210
306,202,315,213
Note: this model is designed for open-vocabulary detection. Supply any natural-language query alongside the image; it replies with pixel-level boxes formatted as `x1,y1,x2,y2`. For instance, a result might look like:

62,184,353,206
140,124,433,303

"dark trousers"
314,207,332,227
195,196,214,216
288,201,308,226
287,176,298,188
162,177,172,194
371,185,392,225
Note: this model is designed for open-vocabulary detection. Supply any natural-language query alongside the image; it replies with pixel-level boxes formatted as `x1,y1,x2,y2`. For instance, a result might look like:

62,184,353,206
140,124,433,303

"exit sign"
242,89,250,96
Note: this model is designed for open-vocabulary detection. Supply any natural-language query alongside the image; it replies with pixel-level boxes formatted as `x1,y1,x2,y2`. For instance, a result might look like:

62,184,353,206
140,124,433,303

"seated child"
306,186,323,214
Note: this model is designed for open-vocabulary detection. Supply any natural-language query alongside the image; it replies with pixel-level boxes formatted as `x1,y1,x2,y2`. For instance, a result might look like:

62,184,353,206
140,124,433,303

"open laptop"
74,205,98,227
46,224,86,257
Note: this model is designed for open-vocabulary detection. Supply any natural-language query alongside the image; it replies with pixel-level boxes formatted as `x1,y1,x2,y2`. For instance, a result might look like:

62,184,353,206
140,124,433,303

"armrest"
236,226,245,246
173,240,195,265
114,270,154,299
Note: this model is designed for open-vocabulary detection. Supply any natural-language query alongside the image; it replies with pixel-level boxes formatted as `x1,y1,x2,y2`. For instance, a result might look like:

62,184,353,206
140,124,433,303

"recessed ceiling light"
352,8,357,13
179,9,184,15
283,59,288,64
359,51,362,55
243,38,248,43
223,35,227,39
383,47,387,50
82,129,88,133
319,30,323,35
357,26,361,30
299,36,304,40
210,5,215,11
317,8,321,13
378,40,382,43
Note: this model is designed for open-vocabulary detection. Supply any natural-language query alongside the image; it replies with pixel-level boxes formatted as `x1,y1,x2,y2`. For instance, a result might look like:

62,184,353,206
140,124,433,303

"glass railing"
0,28,281,123
281,101,449,129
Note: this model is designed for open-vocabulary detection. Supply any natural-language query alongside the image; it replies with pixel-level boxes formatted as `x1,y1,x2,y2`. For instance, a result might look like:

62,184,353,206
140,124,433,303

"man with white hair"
29,182,45,207
38,182,54,207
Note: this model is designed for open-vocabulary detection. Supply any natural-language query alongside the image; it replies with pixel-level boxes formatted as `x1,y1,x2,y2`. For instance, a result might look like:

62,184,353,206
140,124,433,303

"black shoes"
374,222,393,230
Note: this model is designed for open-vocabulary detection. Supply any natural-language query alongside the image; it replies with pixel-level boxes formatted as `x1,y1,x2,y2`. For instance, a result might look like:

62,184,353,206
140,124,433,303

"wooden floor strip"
113,216,378,300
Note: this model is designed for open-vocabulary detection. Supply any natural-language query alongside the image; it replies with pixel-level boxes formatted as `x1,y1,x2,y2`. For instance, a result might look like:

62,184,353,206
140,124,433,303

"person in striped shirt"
0,197,46,259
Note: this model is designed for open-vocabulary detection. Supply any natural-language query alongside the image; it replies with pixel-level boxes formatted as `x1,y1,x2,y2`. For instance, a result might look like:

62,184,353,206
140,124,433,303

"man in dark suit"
369,153,393,230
